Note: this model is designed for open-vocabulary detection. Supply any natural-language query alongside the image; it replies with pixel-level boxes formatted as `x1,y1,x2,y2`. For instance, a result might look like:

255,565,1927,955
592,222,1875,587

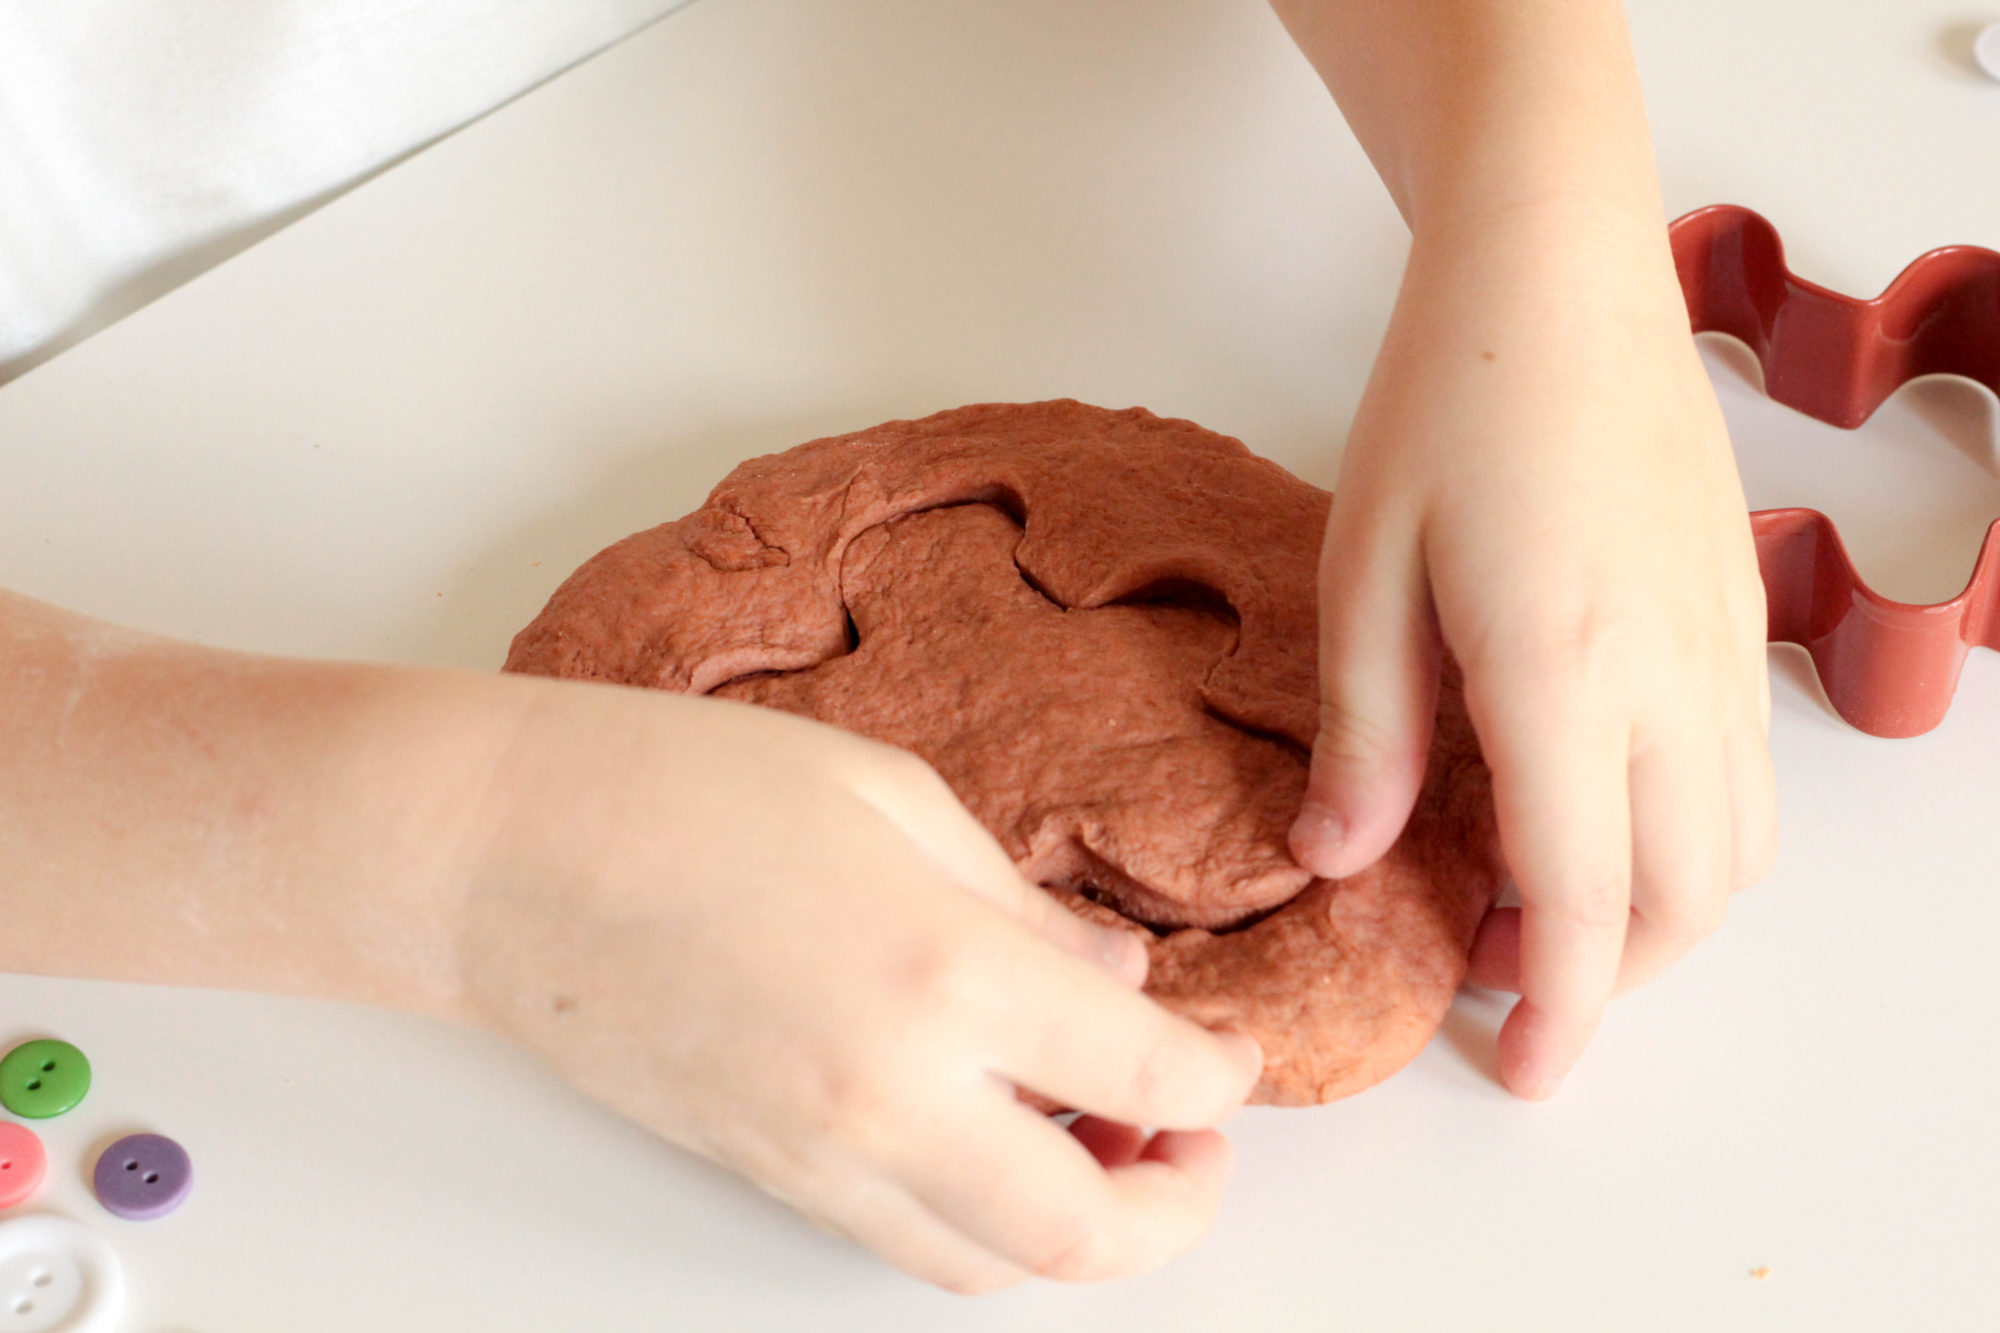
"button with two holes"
92,1134,192,1222
0,1126,47,1212
0,1215,125,1333
0,1042,90,1121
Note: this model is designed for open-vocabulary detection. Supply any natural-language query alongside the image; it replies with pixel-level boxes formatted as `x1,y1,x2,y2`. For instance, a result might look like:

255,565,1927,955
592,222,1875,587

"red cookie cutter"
1668,204,2000,737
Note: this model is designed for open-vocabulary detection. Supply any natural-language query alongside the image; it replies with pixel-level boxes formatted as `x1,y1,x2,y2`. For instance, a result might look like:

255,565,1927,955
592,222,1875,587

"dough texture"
505,400,1501,1105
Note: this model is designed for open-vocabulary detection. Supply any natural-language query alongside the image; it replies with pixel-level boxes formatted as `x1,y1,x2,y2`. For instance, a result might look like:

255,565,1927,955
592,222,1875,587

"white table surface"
3,1,1999,1328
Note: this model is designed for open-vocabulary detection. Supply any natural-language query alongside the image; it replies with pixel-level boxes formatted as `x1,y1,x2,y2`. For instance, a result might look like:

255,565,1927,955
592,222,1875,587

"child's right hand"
0,588,1257,1293
454,681,1264,1293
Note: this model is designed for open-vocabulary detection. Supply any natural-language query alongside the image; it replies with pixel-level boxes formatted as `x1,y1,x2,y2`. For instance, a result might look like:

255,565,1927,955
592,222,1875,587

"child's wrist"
1399,195,1694,351
310,662,531,1027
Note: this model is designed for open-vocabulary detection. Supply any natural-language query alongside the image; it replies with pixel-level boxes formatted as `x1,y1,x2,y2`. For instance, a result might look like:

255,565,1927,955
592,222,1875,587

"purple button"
93,1134,192,1221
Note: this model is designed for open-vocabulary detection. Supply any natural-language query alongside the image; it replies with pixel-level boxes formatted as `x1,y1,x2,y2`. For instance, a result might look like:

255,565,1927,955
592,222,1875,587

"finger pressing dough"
505,400,1501,1105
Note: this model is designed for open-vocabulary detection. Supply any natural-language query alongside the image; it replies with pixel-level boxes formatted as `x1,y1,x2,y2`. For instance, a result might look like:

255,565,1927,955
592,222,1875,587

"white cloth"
0,0,689,374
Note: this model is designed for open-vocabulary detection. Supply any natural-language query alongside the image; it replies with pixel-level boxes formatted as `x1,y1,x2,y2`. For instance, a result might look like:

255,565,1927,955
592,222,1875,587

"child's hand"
457,685,1263,1293
1287,216,1778,1100
0,592,1257,1293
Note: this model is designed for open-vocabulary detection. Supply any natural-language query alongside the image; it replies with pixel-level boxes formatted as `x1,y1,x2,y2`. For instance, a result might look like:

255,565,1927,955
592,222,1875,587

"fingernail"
1510,1056,1563,1102
1093,924,1144,975
1220,1031,1264,1080
1287,802,1345,876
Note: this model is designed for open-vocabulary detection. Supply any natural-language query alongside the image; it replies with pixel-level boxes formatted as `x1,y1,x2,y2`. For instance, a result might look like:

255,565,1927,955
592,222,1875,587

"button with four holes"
0,1215,124,1333
0,1043,90,1122
0,1127,46,1212
92,1134,192,1222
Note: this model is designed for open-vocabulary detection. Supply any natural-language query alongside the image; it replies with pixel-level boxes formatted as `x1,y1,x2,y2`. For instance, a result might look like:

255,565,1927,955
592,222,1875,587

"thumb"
1289,499,1440,881
848,745,1149,986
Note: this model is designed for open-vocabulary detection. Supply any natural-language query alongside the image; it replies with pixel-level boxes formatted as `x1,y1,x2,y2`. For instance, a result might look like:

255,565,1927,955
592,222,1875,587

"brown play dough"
505,400,1501,1105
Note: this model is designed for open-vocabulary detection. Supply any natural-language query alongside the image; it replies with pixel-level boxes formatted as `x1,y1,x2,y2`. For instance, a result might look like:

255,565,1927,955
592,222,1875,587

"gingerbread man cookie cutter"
1669,204,2000,738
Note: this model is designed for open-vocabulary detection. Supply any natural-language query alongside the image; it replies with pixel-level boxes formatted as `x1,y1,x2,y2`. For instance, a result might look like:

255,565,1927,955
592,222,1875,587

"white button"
0,1218,124,1333
1977,22,2000,81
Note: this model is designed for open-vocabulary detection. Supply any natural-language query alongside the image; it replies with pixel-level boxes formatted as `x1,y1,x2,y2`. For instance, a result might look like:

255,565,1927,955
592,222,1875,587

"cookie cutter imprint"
1668,204,2000,737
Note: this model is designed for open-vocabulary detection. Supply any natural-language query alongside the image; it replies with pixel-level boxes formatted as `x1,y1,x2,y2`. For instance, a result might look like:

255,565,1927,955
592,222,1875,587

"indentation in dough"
725,501,1305,929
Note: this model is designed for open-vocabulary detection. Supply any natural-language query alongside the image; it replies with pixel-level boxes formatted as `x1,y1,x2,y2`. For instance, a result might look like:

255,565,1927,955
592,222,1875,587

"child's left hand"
1287,208,1779,1100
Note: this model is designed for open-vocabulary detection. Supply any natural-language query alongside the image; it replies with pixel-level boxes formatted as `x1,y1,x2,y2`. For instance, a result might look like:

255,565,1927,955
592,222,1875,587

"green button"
0,1039,92,1119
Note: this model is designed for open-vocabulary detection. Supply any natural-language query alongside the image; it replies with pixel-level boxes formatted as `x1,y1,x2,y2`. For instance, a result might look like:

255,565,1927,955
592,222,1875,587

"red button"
0,1123,46,1209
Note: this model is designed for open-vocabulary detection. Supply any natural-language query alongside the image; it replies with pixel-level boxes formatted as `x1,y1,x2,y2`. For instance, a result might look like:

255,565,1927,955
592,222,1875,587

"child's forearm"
1271,0,1673,257
0,588,503,1020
